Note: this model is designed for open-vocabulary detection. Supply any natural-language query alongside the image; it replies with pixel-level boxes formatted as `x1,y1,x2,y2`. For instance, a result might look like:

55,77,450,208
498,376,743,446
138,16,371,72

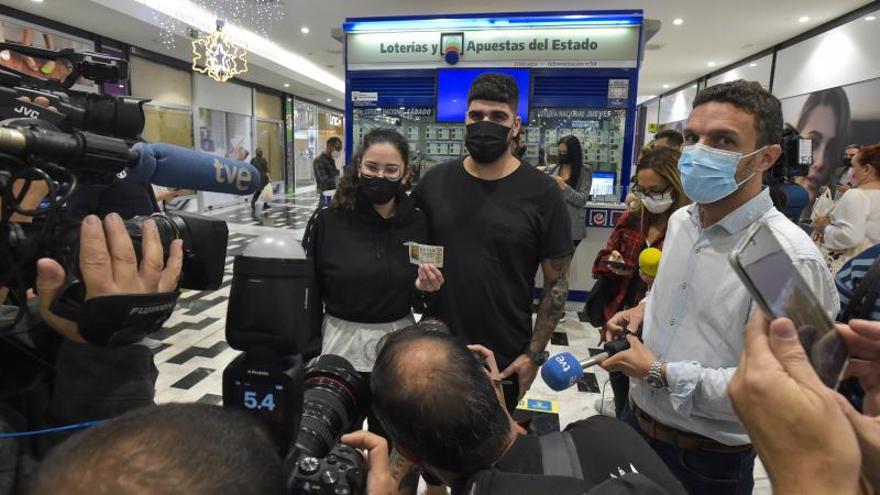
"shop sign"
351,91,378,102
347,26,640,69
357,107,434,118
608,79,630,108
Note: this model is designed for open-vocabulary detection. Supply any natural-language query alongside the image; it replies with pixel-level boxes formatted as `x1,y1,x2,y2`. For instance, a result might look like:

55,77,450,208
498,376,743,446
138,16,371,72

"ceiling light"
672,18,683,26
283,83,290,88
30,0,44,3
707,61,717,67
692,84,698,89
134,0,344,93
866,16,877,21
118,84,125,88
300,26,310,34
662,84,670,89
798,16,810,23
749,62,758,67
326,98,332,102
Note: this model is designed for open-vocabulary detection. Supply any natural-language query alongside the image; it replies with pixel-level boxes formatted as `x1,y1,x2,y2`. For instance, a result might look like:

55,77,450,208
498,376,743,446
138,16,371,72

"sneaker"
594,396,616,417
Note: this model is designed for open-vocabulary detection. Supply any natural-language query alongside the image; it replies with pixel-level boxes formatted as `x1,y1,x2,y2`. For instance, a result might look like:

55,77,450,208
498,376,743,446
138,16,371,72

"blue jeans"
621,404,757,495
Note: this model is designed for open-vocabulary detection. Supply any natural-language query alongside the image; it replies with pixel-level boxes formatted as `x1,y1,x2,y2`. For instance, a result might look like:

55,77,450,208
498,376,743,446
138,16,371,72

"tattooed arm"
390,448,421,495
500,255,572,400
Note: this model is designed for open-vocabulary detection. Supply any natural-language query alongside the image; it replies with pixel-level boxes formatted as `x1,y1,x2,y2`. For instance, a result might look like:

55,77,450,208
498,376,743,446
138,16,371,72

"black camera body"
222,233,370,495
289,443,366,495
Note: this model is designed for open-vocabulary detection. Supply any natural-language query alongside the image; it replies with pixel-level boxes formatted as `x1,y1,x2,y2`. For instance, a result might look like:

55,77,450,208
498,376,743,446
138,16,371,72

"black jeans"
621,403,756,495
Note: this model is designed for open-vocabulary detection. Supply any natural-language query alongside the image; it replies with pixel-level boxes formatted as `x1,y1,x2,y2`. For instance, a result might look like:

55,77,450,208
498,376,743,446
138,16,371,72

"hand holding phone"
730,222,847,387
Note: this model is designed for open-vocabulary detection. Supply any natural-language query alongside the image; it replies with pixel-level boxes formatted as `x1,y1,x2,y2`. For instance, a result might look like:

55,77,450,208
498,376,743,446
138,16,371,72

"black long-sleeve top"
304,193,429,324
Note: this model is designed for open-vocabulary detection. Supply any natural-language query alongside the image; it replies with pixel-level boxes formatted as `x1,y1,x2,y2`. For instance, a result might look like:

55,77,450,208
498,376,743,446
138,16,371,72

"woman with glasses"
549,135,593,249
302,128,444,437
590,146,690,417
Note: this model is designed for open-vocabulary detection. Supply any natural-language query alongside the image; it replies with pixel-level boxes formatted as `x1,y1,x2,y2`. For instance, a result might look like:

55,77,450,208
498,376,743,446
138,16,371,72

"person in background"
836,242,880,322
652,129,685,151
313,137,342,194
812,144,880,255
591,146,690,417
834,144,862,198
549,135,592,250
794,87,852,219
302,128,443,439
250,147,271,211
601,80,838,494
730,315,880,495
28,404,286,495
413,73,573,412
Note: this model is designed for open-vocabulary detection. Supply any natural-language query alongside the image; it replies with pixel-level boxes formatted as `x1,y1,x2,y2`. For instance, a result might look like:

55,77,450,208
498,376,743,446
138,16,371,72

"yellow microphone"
638,247,662,277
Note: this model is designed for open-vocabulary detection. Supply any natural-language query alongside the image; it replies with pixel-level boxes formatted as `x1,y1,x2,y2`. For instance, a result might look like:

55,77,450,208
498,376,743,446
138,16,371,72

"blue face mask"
678,143,766,204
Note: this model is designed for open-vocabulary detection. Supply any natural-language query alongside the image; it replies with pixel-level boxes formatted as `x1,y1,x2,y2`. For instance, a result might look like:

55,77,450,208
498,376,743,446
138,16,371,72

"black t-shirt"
306,193,428,323
493,416,685,494
462,471,672,495
413,158,572,367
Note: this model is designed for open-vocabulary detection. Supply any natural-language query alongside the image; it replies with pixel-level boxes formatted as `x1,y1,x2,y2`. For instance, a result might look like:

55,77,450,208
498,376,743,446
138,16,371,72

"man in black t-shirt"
413,73,573,410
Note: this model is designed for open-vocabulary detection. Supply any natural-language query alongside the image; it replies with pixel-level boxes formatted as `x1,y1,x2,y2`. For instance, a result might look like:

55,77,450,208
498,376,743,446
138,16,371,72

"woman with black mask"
548,135,593,249
302,128,444,437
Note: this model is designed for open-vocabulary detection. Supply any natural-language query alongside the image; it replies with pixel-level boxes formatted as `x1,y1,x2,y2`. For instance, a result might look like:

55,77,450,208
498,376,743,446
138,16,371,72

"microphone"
121,142,261,195
541,334,633,391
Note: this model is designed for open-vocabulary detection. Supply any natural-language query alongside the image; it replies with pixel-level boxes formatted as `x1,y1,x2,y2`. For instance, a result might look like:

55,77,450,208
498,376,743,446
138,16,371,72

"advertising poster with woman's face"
781,78,880,213
0,18,94,88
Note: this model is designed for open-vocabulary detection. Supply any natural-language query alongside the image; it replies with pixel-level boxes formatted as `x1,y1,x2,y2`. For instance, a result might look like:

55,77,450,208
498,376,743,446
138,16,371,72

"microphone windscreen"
123,142,262,195
540,352,584,391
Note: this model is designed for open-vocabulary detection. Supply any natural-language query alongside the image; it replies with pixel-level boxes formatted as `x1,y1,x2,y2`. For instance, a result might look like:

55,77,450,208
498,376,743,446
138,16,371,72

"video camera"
766,123,814,220
222,232,370,494
0,42,230,341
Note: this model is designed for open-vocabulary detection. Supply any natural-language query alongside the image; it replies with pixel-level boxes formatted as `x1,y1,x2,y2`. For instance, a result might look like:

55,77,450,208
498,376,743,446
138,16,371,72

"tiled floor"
153,186,772,494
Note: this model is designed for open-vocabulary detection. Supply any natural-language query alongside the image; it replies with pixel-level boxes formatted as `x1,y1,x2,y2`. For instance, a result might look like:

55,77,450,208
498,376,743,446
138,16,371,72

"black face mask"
465,121,512,165
358,175,399,205
844,156,853,168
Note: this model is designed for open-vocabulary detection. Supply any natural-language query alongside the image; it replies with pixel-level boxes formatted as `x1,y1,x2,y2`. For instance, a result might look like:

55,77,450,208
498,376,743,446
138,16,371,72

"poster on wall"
781,77,880,214
0,17,96,90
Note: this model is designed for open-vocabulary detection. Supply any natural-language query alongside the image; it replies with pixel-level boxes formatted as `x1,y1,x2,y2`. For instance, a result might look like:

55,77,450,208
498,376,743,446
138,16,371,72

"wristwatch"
525,347,550,366
645,359,668,389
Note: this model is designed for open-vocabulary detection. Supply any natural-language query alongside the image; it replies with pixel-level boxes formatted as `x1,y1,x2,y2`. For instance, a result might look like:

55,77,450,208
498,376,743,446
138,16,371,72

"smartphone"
607,261,636,271
729,221,848,388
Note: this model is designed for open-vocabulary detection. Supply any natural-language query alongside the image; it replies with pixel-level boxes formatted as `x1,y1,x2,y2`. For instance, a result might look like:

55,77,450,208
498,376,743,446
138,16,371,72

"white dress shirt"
630,189,840,446
824,188,880,251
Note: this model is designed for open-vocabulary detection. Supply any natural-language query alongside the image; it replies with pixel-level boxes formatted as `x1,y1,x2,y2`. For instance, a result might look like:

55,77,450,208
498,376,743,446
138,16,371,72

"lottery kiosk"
342,11,644,303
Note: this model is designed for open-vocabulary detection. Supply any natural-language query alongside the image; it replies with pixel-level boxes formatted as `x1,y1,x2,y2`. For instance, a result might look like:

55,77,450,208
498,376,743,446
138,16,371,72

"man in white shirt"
600,80,839,495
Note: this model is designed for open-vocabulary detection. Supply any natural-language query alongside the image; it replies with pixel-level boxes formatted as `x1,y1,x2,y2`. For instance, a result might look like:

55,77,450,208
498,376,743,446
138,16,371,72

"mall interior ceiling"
2,0,875,107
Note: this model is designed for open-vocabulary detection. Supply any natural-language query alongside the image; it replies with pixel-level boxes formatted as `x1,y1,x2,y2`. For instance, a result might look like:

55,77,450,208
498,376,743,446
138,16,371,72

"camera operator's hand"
35,214,183,342
415,263,444,293
340,430,394,495
729,314,861,495
603,303,644,342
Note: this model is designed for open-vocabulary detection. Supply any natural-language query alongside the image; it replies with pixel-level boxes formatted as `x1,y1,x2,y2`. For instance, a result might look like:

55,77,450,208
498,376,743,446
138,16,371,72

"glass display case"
526,108,627,200
353,107,465,179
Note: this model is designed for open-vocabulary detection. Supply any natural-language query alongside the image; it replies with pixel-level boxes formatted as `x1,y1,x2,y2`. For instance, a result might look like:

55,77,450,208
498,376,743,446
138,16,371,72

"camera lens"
293,355,369,459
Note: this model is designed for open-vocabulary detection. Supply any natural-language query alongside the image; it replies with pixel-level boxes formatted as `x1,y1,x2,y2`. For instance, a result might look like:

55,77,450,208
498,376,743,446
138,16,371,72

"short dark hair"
371,324,511,476
693,80,783,147
30,404,285,495
653,129,684,148
332,128,410,210
327,136,342,149
467,73,519,114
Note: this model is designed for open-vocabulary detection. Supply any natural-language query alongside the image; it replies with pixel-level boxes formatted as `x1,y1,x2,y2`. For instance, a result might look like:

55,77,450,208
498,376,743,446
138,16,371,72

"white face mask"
331,150,341,160
637,190,675,214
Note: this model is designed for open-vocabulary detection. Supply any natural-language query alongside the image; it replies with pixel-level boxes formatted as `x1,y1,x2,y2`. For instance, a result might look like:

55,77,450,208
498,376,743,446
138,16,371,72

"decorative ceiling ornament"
192,19,248,83
151,0,285,51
